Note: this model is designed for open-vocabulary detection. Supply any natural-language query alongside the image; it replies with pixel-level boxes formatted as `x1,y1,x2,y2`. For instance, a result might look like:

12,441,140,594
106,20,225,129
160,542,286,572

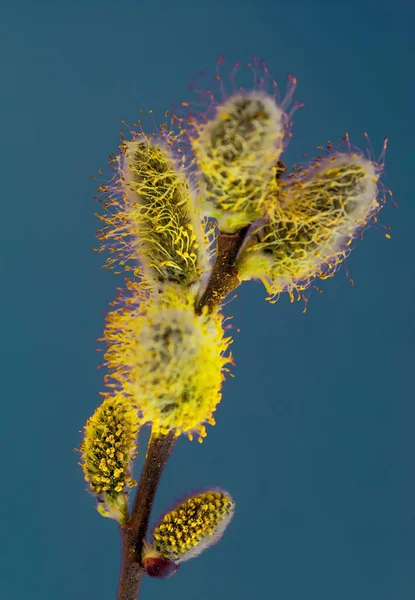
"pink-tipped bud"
143,557,179,579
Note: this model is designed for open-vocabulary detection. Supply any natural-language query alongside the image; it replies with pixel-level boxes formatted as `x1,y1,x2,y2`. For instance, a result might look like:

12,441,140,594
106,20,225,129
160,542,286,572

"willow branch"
117,431,176,600
116,224,251,600
195,225,250,315
194,162,286,316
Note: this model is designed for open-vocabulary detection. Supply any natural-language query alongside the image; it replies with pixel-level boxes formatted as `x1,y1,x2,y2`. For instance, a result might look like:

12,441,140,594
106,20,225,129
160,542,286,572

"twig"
117,431,176,600
116,225,251,599
195,226,250,315
194,161,286,316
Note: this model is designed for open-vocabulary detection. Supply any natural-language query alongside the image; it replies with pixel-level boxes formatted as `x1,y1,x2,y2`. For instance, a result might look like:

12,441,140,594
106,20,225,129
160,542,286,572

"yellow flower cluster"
148,490,235,563
96,128,208,291
103,285,232,442
237,152,381,300
80,394,139,496
191,91,286,232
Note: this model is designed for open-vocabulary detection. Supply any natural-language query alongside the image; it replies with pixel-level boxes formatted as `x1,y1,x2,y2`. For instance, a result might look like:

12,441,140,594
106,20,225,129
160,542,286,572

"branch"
194,161,286,317
195,225,250,315
116,224,252,600
117,431,177,600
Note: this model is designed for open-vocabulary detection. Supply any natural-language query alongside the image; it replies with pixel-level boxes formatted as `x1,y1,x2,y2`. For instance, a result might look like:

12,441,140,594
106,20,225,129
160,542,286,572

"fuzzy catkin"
237,152,381,299
103,284,232,442
191,91,286,232
97,131,208,292
147,490,235,563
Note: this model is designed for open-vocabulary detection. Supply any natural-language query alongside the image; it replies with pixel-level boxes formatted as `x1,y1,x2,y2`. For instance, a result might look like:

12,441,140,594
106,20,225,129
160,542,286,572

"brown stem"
117,431,177,600
195,225,250,316
116,224,251,599
194,160,287,316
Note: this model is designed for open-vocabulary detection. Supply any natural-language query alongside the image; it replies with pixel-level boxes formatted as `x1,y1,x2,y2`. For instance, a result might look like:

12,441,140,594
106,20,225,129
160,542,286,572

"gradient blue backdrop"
1,1,414,599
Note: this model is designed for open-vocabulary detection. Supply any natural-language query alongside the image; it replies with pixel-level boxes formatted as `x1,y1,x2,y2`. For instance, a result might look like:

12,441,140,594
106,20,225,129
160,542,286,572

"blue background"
1,1,414,599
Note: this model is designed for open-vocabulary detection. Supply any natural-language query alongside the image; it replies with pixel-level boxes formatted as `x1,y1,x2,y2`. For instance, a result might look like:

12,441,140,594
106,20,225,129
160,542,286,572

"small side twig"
194,161,286,315
195,225,250,315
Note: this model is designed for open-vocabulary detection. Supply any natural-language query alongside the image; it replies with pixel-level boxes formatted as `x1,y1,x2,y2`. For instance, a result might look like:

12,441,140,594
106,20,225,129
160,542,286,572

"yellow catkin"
79,393,139,522
96,126,208,292
147,490,235,563
237,152,381,300
191,91,286,232
103,284,233,442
